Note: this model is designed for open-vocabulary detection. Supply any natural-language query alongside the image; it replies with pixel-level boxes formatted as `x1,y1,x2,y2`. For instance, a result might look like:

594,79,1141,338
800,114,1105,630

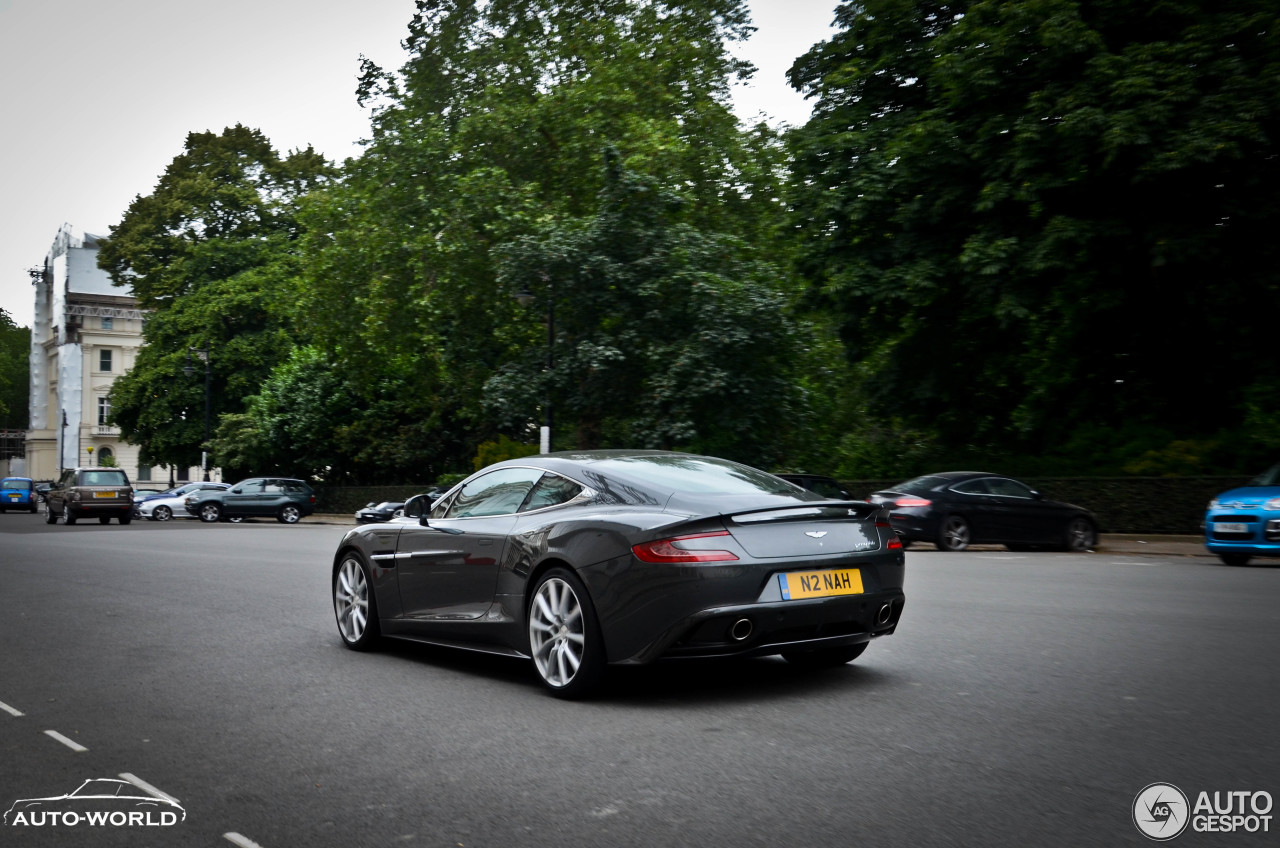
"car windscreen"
892,475,950,495
1250,462,1280,487
589,455,799,496
2,480,31,490
81,470,129,486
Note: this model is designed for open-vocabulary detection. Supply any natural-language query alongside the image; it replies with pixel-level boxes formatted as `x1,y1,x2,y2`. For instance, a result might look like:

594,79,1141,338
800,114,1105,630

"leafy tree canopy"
788,0,1280,470
100,126,332,470
0,308,30,429
291,0,795,476
485,153,800,464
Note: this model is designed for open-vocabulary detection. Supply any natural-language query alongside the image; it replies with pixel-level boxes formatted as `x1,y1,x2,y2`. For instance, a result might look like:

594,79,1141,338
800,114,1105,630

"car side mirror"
419,515,463,535
230,487,242,494
1030,490,1043,499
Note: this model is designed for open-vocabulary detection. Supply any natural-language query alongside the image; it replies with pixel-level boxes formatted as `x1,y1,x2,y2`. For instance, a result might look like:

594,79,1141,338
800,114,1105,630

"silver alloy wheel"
334,557,369,643
529,577,586,689
1066,518,1094,552
279,505,301,524
153,505,172,521
941,516,969,551
199,503,220,523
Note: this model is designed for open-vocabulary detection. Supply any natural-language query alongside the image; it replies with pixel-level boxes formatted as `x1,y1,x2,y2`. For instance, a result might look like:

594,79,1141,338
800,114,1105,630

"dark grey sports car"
331,451,906,698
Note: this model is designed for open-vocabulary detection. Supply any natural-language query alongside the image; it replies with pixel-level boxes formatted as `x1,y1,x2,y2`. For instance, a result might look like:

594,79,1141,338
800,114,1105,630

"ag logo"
1133,783,1190,841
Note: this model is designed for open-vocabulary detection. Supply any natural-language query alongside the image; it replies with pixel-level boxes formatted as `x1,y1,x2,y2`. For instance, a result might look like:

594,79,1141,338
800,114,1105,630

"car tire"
1064,517,1096,552
1219,553,1252,566
61,507,77,526
44,503,56,524
228,516,244,523
528,568,606,699
119,515,132,525
198,503,221,523
153,505,172,522
99,516,111,525
29,504,37,514
277,505,302,524
334,552,380,650
782,641,869,668
936,515,970,551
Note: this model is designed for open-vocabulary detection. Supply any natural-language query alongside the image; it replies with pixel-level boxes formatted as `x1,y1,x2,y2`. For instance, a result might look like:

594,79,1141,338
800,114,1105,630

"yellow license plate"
93,491,117,498
779,568,863,600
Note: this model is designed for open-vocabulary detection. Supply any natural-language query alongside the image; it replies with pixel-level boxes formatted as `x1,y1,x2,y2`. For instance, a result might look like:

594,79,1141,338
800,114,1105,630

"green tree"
294,0,791,473
99,126,332,471
0,308,30,429
788,0,1280,470
484,154,800,463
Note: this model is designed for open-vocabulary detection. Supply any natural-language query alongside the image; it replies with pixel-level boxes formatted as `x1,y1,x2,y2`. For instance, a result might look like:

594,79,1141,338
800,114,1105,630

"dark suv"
45,467,135,525
184,477,316,524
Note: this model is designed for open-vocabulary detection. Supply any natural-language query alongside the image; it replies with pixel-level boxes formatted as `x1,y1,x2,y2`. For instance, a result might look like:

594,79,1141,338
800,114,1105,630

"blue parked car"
1205,462,1280,566
1,477,38,513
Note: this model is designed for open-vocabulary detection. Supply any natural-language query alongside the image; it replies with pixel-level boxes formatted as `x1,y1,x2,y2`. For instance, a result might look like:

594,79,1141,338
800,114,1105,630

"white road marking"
0,700,24,717
44,729,87,752
119,772,180,804
225,833,265,848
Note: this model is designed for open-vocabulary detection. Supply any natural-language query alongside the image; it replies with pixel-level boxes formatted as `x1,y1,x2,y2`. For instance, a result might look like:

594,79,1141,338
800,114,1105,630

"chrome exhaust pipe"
875,603,893,626
729,618,754,641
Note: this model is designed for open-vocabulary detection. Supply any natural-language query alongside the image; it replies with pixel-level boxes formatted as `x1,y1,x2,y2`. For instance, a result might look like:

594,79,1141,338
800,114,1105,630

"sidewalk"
306,515,1211,557
1095,534,1209,557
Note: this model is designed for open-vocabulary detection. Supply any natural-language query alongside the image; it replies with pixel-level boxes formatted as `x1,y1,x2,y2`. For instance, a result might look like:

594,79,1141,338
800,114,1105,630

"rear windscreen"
81,470,129,486
892,476,949,495
591,456,798,496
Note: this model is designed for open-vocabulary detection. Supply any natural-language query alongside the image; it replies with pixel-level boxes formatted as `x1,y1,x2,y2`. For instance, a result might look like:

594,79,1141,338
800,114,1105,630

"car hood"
1211,486,1280,507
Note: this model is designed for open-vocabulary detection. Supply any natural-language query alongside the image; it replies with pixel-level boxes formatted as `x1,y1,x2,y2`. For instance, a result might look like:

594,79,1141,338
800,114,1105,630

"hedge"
314,476,1253,534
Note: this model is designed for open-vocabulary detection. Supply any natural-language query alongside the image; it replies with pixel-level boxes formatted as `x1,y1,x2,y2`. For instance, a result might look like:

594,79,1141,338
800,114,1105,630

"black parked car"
355,501,406,523
331,450,906,698
869,471,1097,552
184,477,316,524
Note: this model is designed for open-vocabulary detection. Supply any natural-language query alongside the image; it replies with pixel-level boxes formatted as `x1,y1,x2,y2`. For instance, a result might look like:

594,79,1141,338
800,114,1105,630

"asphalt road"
1,512,1276,847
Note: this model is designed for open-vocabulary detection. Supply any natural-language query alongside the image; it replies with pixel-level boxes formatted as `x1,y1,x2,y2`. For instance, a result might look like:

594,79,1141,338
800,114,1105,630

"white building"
24,225,210,485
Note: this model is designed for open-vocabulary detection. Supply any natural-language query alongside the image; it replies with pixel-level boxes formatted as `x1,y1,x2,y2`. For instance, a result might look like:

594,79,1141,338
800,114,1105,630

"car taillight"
894,497,931,507
632,531,740,563
309,495,316,503
875,519,904,550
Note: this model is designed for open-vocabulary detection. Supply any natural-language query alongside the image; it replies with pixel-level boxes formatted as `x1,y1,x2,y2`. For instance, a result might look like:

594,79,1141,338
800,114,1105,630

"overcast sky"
0,0,836,329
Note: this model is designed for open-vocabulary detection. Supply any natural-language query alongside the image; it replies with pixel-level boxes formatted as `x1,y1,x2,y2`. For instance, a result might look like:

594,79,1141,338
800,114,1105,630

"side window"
520,473,584,512
443,468,545,519
237,480,266,494
951,479,990,495
264,481,285,494
986,478,1034,498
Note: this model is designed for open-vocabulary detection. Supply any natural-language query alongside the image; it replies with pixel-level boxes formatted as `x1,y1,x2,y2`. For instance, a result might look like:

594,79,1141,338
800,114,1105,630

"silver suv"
45,467,135,525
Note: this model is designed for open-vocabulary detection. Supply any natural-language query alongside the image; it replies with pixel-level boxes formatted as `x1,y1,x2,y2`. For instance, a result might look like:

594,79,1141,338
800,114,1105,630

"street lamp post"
514,276,555,454
184,347,211,481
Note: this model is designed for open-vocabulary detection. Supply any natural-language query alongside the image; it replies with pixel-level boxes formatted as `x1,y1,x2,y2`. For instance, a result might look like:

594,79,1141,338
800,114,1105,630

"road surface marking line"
119,772,180,804
44,729,87,752
225,832,265,848
0,700,23,717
